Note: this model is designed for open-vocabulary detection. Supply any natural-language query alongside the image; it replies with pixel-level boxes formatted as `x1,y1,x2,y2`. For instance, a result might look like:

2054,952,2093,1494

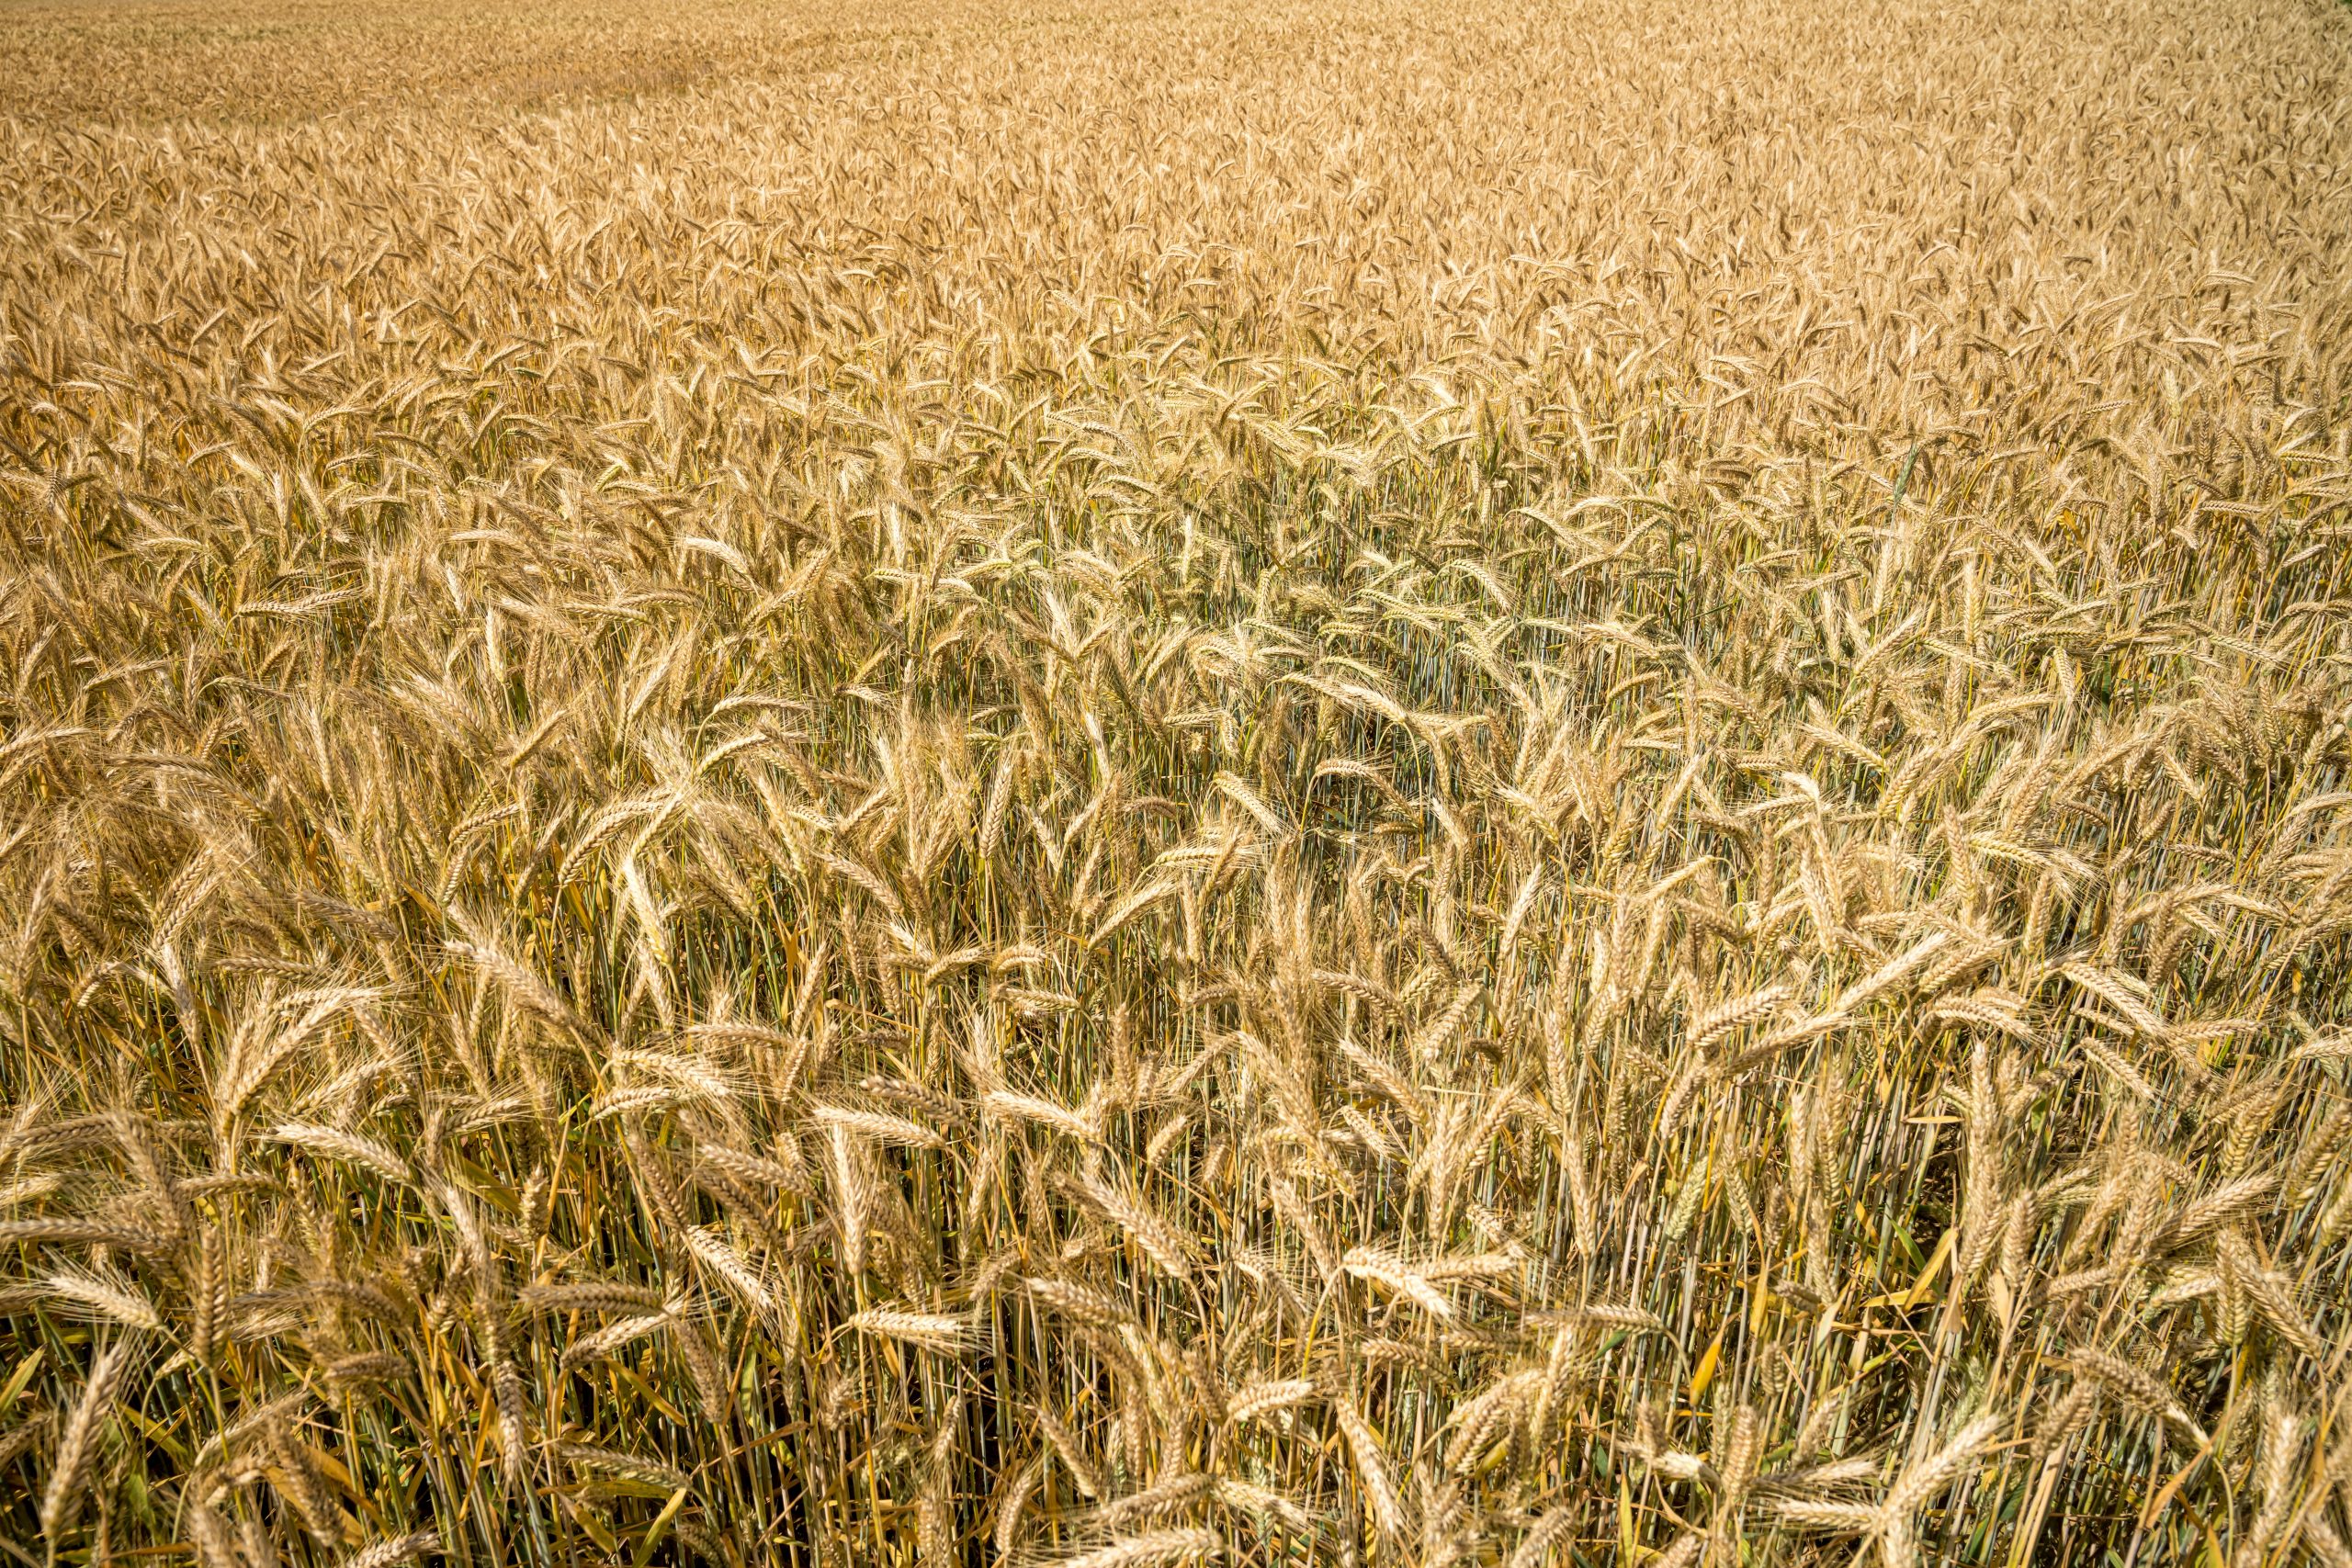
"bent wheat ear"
1329,1393,1406,1538
269,1122,414,1183
1036,1404,1102,1499
340,1530,440,1568
846,1306,978,1353
42,1337,137,1540
40,1267,163,1330
1225,1378,1316,1425
1055,1529,1224,1568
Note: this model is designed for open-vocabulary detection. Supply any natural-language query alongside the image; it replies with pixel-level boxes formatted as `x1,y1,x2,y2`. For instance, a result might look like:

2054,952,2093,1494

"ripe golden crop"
3,0,2350,1563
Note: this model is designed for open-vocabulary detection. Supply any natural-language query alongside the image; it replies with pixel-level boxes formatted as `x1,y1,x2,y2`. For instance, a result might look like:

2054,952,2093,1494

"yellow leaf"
0,1348,42,1408
631,1486,690,1568
1901,1226,1956,1311
1688,1325,1726,1404
1861,1225,1957,1312
566,1496,619,1558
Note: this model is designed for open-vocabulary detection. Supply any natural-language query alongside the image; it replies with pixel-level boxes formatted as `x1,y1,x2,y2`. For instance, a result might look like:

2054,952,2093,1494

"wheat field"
3,0,2352,1562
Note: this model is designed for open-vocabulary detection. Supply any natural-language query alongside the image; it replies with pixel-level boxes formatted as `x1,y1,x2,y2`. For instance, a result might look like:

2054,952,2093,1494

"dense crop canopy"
4,0,2352,1562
